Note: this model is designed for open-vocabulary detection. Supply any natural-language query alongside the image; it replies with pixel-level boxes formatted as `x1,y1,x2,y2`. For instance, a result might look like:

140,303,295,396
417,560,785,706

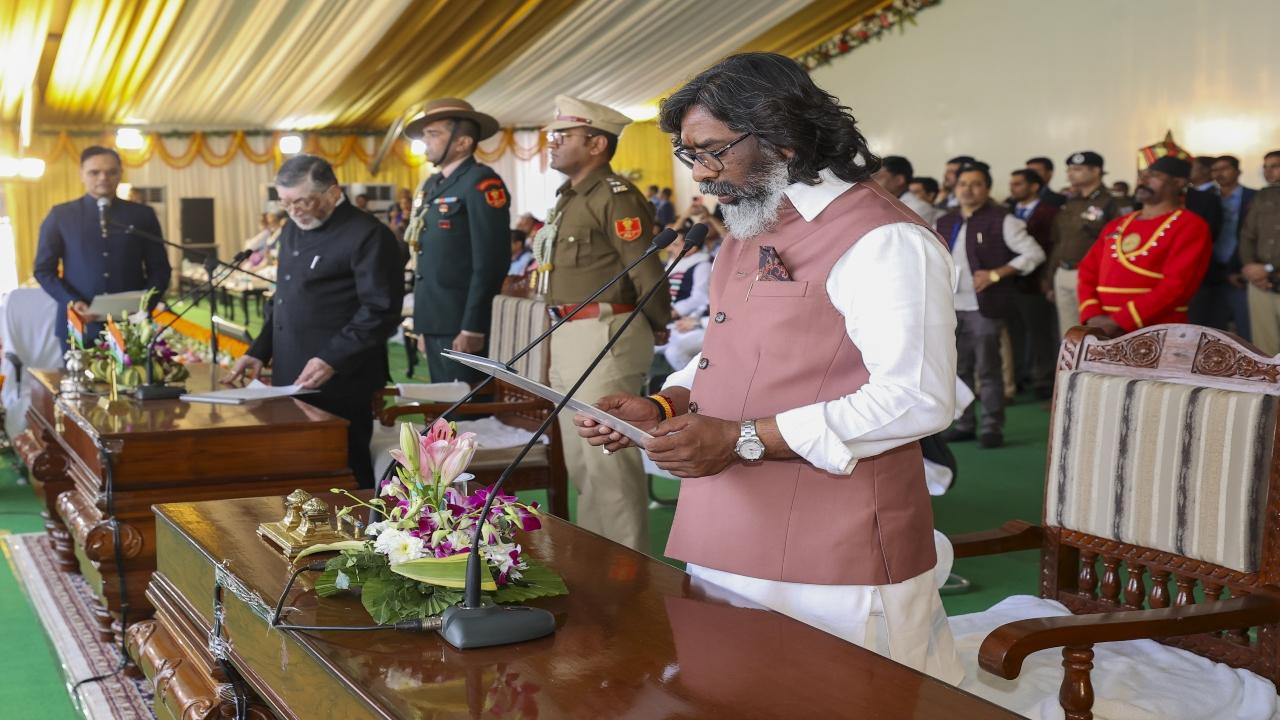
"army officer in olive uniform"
404,98,511,384
532,95,671,551
227,155,405,488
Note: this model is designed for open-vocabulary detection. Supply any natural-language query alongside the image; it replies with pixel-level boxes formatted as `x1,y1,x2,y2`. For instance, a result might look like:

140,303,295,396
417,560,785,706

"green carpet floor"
0,335,1047,716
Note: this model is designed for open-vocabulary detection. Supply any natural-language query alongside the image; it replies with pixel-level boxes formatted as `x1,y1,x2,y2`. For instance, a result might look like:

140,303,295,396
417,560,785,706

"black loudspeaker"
180,197,216,263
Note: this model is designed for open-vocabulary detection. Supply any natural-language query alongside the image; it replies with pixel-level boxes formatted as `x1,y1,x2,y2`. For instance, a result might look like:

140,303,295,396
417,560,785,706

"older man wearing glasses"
532,95,670,552
225,154,405,488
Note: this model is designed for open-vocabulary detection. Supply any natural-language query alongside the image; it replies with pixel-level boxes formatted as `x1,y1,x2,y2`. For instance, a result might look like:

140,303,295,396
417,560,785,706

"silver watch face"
736,437,765,462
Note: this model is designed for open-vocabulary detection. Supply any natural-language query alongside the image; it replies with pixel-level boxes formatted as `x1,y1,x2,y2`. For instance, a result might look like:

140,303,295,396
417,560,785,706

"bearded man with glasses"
532,95,670,552
574,53,964,683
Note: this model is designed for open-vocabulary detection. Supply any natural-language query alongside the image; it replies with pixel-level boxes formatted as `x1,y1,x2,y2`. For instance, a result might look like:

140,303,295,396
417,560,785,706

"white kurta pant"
687,562,965,685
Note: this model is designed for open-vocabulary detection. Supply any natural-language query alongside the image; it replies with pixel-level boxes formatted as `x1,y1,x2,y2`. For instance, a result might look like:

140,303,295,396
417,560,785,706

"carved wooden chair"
949,324,1280,720
373,291,569,519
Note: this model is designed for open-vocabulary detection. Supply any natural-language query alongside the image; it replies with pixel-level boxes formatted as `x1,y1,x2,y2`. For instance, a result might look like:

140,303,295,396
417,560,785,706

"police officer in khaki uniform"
532,96,670,551
1044,151,1121,334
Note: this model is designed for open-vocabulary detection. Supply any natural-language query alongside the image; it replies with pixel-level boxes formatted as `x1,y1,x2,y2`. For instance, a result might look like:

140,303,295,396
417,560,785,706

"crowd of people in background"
867,148,1280,448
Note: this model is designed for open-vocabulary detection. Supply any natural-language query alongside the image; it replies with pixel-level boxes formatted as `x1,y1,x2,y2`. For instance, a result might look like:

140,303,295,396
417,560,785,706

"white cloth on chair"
949,595,1278,720
1,288,62,440
370,414,550,481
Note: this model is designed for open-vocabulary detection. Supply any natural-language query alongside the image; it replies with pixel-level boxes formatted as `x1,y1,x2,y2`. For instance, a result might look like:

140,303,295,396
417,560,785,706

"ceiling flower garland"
796,0,941,71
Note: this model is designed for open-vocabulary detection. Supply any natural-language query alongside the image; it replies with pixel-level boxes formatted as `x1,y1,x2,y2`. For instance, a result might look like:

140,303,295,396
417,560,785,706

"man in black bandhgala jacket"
226,155,405,487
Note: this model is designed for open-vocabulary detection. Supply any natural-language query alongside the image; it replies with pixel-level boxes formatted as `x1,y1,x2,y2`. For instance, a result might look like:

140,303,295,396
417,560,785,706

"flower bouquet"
302,419,566,625
73,290,189,387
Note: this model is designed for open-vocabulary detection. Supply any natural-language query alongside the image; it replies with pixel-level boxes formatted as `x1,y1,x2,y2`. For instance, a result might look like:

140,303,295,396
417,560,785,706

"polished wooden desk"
18,367,356,644
129,495,1019,720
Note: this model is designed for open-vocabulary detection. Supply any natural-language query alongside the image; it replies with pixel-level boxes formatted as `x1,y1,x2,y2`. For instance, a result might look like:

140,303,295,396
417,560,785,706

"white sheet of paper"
180,380,317,405
442,350,655,448
87,291,146,319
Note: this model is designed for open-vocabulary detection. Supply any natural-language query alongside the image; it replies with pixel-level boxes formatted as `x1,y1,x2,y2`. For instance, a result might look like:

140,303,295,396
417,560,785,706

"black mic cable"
371,226,680,492
459,223,708,609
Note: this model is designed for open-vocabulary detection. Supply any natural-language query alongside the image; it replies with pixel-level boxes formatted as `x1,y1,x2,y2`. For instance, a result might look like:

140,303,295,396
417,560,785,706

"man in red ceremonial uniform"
1077,156,1212,337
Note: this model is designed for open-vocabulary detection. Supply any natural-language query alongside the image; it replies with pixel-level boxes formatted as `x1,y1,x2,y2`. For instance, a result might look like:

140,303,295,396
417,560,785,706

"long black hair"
659,52,881,185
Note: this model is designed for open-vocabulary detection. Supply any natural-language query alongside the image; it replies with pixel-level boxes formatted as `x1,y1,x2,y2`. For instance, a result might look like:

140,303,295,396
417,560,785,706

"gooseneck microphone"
135,249,254,400
372,226,681,490
438,223,708,650
97,196,109,238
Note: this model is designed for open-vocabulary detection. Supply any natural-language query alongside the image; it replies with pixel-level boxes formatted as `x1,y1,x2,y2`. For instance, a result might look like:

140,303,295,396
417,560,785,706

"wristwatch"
734,419,766,463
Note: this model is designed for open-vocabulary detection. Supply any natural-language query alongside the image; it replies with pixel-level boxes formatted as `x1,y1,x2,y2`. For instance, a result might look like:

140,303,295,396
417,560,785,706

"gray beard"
711,159,790,240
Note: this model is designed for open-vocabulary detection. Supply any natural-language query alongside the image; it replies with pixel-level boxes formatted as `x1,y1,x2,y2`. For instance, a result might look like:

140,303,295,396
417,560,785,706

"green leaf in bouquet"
423,588,463,616
390,553,497,591
293,539,368,562
360,575,400,625
490,560,568,604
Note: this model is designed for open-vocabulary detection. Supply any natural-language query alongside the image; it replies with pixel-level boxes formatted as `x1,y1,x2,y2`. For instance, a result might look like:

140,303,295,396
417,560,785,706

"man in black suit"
1189,155,1255,338
33,146,170,351
226,155,404,488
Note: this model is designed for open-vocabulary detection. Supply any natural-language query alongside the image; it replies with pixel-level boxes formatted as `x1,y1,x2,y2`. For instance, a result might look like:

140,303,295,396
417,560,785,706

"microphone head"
649,227,678,250
684,223,710,249
96,196,110,209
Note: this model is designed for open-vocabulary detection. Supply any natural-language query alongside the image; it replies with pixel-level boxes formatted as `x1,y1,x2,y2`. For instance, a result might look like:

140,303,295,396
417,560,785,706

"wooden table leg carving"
30,429,78,572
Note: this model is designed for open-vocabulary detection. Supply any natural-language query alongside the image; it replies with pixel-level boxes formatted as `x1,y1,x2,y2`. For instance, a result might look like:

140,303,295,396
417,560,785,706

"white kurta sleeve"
1002,215,1046,275
775,223,958,474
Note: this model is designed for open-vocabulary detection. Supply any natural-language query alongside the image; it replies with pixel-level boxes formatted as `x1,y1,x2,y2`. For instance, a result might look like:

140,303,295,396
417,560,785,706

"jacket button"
102,272,110,278
689,401,699,414
292,250,300,256
698,357,708,369
415,274,423,281
714,312,725,323
102,251,109,257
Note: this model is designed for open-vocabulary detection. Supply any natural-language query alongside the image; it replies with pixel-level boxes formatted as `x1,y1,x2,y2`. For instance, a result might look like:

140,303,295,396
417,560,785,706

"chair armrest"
376,400,548,426
979,593,1280,679
949,520,1042,559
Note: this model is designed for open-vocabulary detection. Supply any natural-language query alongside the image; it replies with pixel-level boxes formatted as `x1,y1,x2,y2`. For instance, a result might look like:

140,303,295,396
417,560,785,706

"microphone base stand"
437,602,555,650
134,382,186,401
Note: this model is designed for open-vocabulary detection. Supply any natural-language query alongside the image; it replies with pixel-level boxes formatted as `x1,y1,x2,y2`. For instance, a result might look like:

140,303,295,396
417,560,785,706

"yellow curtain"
613,121,673,193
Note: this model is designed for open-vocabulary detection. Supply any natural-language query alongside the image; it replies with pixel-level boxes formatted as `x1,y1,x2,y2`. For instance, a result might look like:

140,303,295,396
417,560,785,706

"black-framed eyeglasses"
673,133,752,171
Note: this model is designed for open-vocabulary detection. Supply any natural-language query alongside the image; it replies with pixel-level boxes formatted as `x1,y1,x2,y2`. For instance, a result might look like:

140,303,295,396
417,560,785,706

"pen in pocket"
310,255,320,269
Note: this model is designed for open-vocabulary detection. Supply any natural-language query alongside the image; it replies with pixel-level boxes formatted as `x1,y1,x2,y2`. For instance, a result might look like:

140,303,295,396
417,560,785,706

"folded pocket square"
757,245,793,281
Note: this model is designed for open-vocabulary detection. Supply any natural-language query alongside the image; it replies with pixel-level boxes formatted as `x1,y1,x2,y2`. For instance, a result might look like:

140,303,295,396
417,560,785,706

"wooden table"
18,367,356,645
129,495,1019,720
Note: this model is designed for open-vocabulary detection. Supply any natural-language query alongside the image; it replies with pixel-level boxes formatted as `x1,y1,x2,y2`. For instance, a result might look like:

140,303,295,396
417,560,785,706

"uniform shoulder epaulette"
605,176,630,195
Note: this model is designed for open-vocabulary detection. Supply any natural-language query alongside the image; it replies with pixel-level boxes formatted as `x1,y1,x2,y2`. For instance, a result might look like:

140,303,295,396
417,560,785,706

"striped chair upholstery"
488,295,549,382
1045,370,1278,573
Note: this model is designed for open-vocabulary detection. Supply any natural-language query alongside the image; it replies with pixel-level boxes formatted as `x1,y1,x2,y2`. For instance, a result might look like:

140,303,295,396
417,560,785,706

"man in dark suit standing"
1007,169,1060,398
1189,155,1255,338
402,98,510,385
34,146,170,352
226,155,404,488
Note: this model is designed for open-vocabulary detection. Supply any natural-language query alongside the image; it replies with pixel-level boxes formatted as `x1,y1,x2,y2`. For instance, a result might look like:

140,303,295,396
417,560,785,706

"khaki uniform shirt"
1239,186,1280,266
1047,185,1121,269
545,165,670,330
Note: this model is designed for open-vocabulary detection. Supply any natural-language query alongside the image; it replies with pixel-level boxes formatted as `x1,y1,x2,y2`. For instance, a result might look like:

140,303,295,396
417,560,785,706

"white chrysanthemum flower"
364,520,389,537
375,528,427,565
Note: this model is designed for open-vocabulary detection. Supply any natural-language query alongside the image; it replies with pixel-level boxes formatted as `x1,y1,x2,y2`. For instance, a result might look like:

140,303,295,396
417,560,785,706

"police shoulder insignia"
615,217,643,242
476,177,509,208
607,178,629,194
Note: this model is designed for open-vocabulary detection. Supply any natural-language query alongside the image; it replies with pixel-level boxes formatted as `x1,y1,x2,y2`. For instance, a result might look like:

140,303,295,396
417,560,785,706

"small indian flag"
105,316,127,365
67,306,86,347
